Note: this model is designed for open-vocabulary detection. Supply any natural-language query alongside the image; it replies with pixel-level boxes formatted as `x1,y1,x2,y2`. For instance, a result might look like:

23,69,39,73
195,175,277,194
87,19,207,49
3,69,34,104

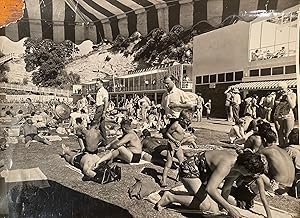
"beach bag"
128,178,158,200
89,163,121,184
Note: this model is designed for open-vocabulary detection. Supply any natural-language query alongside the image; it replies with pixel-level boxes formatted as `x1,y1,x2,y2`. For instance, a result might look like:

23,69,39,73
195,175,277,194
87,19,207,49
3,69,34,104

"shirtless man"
95,119,142,164
61,144,120,182
258,129,295,195
76,121,103,153
156,150,265,218
160,110,190,187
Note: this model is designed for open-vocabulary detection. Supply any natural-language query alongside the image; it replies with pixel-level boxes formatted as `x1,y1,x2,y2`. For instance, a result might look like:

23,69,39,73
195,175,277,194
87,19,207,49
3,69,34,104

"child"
160,110,190,187
204,99,212,120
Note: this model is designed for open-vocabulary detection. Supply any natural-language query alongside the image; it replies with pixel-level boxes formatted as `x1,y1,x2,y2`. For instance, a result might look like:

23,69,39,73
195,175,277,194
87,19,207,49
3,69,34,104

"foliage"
23,77,29,85
0,51,9,83
24,38,80,89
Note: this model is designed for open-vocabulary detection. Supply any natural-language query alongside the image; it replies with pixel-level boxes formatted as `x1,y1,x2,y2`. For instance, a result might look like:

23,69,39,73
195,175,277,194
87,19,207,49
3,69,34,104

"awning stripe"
27,0,43,40
179,0,193,29
257,0,278,10
222,0,240,22
72,0,104,43
132,0,159,33
5,22,19,42
0,28,5,36
231,79,297,90
64,2,75,42
164,0,180,31
207,0,223,25
106,0,138,36
193,0,208,25
39,0,53,40
84,0,120,38
18,7,30,39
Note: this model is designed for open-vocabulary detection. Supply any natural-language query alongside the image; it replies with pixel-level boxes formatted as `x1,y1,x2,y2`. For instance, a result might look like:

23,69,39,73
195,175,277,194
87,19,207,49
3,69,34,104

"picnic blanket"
146,185,294,218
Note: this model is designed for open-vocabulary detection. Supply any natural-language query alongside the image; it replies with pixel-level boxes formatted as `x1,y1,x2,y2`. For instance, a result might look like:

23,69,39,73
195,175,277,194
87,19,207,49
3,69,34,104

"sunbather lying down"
61,144,120,183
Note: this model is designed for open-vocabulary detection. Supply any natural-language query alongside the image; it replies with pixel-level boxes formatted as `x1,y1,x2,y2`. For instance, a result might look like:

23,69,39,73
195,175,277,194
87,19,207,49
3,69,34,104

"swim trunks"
131,153,142,163
72,152,85,169
179,152,212,185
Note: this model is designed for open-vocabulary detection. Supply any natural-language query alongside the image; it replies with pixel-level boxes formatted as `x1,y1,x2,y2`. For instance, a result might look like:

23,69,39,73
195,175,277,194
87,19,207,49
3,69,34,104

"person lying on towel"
61,144,120,183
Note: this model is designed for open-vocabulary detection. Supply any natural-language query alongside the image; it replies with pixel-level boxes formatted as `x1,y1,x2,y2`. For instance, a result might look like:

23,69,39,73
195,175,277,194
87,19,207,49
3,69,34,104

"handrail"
0,82,71,96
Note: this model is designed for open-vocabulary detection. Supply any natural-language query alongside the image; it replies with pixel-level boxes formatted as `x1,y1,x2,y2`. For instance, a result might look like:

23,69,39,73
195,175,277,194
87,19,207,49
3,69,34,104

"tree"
0,51,9,83
24,38,80,88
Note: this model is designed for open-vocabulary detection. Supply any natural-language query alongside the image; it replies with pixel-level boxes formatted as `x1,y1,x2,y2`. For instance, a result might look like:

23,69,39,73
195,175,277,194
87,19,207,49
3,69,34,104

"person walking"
161,75,193,119
231,89,241,123
273,81,296,147
93,79,109,145
224,89,233,122
204,99,212,120
196,93,204,122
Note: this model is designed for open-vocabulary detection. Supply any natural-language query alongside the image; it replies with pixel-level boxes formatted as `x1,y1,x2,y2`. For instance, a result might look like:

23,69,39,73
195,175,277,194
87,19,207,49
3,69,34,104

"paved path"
192,118,232,133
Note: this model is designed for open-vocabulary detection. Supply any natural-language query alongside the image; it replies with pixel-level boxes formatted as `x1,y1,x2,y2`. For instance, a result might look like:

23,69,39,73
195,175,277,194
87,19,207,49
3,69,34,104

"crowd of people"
250,46,287,61
0,77,299,218
225,81,297,148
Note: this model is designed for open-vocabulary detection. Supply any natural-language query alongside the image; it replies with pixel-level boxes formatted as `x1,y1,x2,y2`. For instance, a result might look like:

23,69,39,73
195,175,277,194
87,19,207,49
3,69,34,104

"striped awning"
230,79,298,91
0,0,299,44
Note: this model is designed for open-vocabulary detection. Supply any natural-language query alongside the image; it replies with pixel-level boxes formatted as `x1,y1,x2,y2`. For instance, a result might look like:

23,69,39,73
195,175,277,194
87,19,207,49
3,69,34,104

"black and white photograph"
0,0,299,217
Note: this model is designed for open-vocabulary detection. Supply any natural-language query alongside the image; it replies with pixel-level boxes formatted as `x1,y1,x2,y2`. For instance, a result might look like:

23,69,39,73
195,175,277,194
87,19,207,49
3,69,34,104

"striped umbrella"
0,0,299,44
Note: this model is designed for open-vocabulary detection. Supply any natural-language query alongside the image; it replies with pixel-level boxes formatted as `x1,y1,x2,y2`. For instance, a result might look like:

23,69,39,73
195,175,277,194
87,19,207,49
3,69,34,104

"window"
261,68,271,76
272,67,283,75
285,65,296,74
218,73,225,82
210,75,216,83
203,75,209,83
235,71,243,81
196,76,202,84
250,69,259,77
226,72,234,81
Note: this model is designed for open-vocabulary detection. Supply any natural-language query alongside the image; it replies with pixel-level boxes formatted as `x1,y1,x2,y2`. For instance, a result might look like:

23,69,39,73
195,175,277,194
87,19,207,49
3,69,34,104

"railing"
0,53,14,65
0,83,71,96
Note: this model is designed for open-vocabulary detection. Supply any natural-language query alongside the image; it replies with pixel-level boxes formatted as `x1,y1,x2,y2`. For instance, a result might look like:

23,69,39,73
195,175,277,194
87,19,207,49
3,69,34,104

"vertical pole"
296,7,300,144
113,75,116,92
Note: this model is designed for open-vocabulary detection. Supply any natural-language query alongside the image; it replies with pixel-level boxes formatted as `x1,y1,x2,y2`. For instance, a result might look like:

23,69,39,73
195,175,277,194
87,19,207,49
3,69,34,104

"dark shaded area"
2,180,133,218
141,167,161,184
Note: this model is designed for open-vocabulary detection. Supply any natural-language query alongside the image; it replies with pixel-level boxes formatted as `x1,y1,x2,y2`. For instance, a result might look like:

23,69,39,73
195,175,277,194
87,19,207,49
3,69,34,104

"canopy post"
296,7,300,144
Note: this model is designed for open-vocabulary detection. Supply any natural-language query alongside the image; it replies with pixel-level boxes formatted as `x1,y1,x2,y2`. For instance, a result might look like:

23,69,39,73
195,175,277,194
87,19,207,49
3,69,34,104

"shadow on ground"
2,180,133,218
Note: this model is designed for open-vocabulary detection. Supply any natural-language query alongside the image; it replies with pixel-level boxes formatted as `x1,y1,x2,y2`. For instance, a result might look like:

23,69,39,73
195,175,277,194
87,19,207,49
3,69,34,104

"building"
76,63,193,104
192,5,298,118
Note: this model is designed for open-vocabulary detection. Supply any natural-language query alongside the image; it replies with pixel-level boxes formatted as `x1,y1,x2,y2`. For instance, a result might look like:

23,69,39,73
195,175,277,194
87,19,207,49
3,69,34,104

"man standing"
161,76,193,119
231,88,241,123
224,89,233,122
93,79,109,145
138,94,151,122
196,93,204,122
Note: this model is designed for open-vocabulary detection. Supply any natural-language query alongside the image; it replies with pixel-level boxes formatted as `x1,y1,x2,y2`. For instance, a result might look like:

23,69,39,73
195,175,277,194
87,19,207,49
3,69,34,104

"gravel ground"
0,128,299,218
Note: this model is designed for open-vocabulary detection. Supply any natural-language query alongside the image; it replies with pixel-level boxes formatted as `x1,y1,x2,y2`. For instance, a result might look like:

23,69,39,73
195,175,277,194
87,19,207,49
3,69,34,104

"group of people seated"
61,101,299,218
1,94,299,218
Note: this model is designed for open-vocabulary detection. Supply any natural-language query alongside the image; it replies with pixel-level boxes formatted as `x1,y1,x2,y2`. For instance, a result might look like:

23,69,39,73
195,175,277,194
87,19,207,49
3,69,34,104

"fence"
3,94,72,103
0,83,71,97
